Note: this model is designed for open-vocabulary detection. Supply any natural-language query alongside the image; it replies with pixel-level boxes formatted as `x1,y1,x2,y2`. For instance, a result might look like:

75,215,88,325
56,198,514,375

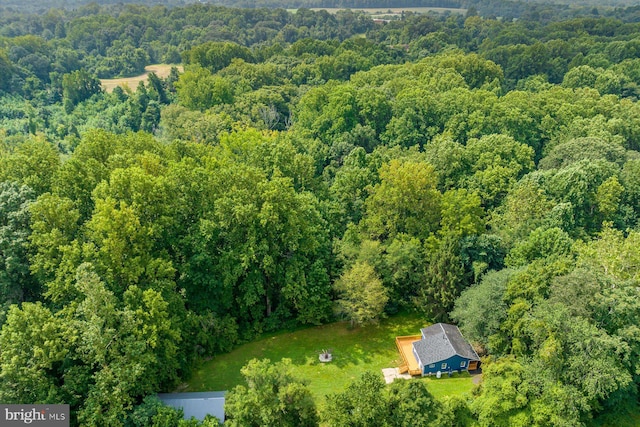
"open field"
306,7,467,14
100,64,182,93
184,312,476,402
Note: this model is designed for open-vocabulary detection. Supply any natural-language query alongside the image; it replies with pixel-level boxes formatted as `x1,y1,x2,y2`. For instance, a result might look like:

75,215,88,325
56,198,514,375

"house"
157,391,225,422
411,323,480,376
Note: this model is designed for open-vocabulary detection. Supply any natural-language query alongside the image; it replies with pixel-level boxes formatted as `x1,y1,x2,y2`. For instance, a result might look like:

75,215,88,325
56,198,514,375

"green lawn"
184,312,477,402
590,403,640,427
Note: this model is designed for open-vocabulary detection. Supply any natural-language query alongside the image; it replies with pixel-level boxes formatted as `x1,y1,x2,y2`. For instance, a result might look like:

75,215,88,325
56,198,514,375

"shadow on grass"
269,313,425,369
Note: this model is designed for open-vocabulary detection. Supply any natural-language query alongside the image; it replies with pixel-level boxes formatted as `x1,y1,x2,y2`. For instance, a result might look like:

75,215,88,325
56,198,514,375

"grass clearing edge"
183,312,476,403
100,64,183,93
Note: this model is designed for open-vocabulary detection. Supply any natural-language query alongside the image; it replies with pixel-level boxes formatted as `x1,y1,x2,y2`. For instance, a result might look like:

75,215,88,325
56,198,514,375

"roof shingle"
413,323,479,366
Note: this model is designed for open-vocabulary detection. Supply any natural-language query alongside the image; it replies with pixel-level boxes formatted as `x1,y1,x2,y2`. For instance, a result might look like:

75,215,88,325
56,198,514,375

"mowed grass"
591,404,640,427
184,312,476,402
100,64,183,93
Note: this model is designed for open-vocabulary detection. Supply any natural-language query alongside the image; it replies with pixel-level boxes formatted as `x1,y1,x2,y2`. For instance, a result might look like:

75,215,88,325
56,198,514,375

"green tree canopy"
334,261,388,326
362,159,441,241
225,358,318,427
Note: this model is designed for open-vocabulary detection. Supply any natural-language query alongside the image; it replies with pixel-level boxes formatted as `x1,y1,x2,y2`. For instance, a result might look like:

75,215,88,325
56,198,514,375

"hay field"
100,64,183,93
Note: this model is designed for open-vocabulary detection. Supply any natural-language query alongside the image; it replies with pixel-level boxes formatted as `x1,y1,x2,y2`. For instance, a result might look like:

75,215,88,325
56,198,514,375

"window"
441,363,447,370
429,364,435,368
460,361,466,368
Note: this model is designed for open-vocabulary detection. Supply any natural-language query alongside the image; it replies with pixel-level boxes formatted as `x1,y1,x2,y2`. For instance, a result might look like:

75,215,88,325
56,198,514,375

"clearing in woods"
184,311,476,402
100,64,182,93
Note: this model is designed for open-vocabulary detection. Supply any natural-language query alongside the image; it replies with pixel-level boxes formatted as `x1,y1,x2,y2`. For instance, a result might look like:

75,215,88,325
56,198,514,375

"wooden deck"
395,335,422,376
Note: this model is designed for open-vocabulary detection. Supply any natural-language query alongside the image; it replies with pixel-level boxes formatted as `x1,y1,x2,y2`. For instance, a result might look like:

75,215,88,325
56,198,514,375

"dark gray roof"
157,391,225,422
413,323,480,366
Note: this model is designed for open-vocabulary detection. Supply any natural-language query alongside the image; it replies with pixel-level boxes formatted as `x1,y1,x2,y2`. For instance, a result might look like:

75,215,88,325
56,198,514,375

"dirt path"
100,64,183,93
472,373,483,385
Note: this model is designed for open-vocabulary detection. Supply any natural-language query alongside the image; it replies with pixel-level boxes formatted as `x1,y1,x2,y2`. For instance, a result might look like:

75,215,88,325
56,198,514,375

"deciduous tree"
362,159,441,241
334,261,388,326
225,358,318,427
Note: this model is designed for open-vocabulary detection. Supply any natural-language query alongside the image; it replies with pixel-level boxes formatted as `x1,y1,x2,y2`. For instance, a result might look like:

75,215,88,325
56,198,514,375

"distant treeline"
0,0,195,12
203,0,462,10
0,0,635,18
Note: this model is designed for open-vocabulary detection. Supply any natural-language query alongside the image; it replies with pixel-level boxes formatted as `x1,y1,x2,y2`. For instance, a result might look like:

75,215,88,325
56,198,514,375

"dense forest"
1,1,640,426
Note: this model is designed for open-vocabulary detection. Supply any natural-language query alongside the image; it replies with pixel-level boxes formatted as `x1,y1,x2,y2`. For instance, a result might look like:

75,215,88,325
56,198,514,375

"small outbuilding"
411,323,480,376
157,391,225,423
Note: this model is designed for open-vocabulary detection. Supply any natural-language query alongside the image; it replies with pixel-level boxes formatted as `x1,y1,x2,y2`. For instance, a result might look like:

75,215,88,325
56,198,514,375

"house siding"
422,354,475,375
